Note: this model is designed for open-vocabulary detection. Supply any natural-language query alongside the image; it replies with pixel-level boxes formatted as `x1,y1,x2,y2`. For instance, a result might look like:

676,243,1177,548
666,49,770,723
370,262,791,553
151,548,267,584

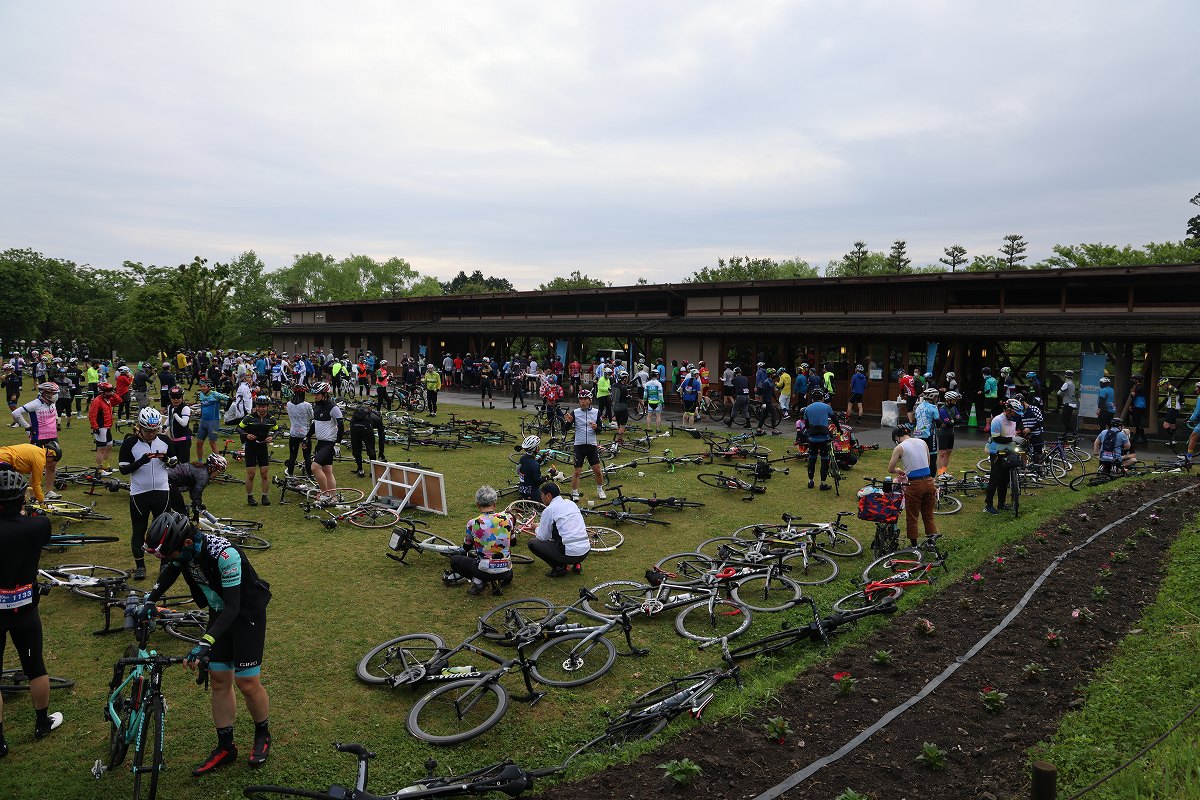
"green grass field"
0,400,1171,799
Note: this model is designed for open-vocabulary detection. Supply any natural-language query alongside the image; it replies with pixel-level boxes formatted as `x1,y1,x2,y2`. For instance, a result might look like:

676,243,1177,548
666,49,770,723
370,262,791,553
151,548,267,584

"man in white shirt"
531,482,591,577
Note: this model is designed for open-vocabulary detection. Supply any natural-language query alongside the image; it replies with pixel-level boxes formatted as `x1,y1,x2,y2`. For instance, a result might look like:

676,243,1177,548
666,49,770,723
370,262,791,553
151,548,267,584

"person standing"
1160,377,1182,446
1057,370,1078,435
1096,377,1116,431
935,391,963,477
283,387,313,478
165,386,193,465
679,368,701,426
141,512,273,774
530,482,590,577
912,388,940,469
727,367,750,428
374,361,392,411
566,390,606,502
238,397,277,507
984,400,1023,515
721,361,735,412
422,364,443,415
307,383,344,504
0,470,64,756
595,367,613,423
885,423,937,547
1127,376,1149,444
118,407,175,579
12,382,63,500
194,378,230,463
476,359,493,411
979,367,999,431
752,366,776,435
847,365,867,424
568,358,581,398
449,486,514,595
348,400,385,478
801,389,836,490
88,382,118,474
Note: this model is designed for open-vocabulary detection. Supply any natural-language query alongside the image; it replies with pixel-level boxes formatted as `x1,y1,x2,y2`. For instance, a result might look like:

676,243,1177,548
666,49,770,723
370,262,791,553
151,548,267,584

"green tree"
0,249,51,342
886,240,912,274
1187,192,1200,244
120,281,183,355
966,254,1006,272
538,271,611,290
825,243,890,277
174,256,231,350
224,251,280,350
684,256,816,283
999,234,1029,269
441,270,515,295
939,245,968,272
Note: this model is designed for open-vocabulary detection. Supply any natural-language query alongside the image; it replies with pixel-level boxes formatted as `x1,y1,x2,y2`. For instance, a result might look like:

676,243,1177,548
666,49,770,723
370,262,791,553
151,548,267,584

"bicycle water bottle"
123,591,139,631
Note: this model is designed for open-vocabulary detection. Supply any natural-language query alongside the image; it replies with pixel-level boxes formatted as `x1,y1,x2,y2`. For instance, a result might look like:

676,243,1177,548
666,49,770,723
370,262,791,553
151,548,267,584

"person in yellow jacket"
775,368,793,420
422,364,443,416
0,442,60,503
595,367,613,423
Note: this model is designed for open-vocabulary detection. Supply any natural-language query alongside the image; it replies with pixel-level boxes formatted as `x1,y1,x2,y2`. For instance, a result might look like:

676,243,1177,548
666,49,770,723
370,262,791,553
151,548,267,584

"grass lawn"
0,401,1143,799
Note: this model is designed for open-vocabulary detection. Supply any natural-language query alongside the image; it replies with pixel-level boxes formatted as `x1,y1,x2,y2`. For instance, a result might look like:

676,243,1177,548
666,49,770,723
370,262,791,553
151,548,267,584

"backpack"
350,405,373,431
1098,430,1121,462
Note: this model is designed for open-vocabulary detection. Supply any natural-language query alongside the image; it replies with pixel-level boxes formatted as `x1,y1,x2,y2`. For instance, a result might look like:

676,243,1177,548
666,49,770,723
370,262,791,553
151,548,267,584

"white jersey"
286,401,314,438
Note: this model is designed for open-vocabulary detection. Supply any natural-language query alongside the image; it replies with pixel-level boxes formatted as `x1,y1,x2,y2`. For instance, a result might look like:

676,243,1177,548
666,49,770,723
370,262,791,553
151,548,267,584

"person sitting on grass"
1094,417,1133,471
448,485,513,596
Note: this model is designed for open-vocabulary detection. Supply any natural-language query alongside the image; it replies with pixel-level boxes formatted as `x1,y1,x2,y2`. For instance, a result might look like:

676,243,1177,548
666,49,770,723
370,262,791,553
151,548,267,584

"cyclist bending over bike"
447,486,513,596
167,453,228,520
142,512,273,776
885,423,937,546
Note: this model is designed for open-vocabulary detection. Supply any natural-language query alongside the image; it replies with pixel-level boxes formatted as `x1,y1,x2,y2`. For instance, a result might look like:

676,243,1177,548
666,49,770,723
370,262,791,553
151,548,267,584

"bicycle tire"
728,628,809,661
653,552,716,585
529,632,617,687
570,715,669,760
0,670,75,692
697,473,741,490
347,505,403,529
729,522,787,541
813,529,863,558
674,598,751,642
45,563,128,596
211,518,264,530
933,493,963,515
243,787,342,800
785,552,838,585
831,585,904,613
580,580,651,618
45,534,120,548
730,573,803,612
407,679,509,745
627,406,646,421
861,549,925,583
705,403,726,423
107,654,140,769
870,523,900,559
227,532,271,551
163,614,208,645
693,536,756,561
306,487,367,504
132,693,165,800
356,633,447,686
585,525,624,553
479,597,555,642
1009,469,1020,518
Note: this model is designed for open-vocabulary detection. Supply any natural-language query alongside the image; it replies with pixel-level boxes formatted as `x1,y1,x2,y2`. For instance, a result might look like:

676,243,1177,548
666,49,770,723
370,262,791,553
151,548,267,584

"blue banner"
926,342,940,376
1079,353,1107,419
556,340,568,363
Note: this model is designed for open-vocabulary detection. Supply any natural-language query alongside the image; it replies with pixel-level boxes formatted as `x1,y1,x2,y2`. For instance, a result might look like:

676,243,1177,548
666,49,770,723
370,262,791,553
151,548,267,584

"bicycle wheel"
585,526,624,553
785,552,838,586
831,585,904,613
730,573,803,612
307,487,367,504
870,523,900,559
829,458,843,496
1009,469,1021,518
697,473,738,490
728,628,808,661
479,598,555,642
44,563,127,598
933,493,963,515
581,580,652,618
346,505,402,529
653,552,716,585
224,532,270,550
530,632,617,687
407,679,509,745
163,614,208,644
356,633,446,686
132,694,165,800
45,534,120,548
705,402,726,423
570,715,669,760
730,522,787,541
694,536,756,561
106,660,140,769
862,549,925,583
627,405,646,421
0,669,75,692
813,529,863,558
674,598,751,643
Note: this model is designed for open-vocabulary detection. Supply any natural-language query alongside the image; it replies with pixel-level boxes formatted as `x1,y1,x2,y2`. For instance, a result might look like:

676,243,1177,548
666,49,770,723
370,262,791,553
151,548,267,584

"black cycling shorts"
0,607,46,681
574,444,600,468
614,409,629,426
312,441,337,467
682,398,697,413
849,392,864,403
208,607,267,676
243,442,270,468
936,431,955,450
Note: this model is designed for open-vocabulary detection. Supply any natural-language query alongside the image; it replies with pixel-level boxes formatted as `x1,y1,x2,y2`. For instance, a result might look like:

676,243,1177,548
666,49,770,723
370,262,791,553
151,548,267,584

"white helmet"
945,371,955,379
206,453,228,471
922,387,940,400
138,407,162,430
944,390,961,402
37,381,59,397
521,435,541,451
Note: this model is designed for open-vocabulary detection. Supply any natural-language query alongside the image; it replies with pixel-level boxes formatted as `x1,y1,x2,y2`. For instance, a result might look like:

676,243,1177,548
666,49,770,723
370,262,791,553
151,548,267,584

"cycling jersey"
13,397,58,444
802,402,834,442
1096,429,1129,463
197,390,229,423
0,444,50,502
286,400,314,438
912,400,938,439
310,398,343,442
0,513,51,612
850,372,867,396
464,512,513,574
1021,405,1045,437
118,434,172,494
1097,386,1116,413
571,406,600,446
168,462,211,507
644,380,664,404
167,403,192,440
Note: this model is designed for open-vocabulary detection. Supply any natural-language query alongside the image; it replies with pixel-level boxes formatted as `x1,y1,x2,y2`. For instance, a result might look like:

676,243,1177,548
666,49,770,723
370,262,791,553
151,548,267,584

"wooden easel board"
367,461,448,515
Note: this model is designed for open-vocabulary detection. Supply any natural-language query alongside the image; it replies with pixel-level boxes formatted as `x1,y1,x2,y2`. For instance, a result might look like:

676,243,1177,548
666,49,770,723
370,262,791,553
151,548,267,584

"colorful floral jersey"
465,512,513,573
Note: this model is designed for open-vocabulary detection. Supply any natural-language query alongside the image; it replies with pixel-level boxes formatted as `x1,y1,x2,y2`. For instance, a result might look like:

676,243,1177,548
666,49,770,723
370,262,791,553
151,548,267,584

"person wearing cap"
886,423,937,546
374,360,392,411
565,390,606,501
165,386,193,464
679,368,701,425
979,367,999,431
936,390,964,477
12,381,63,500
307,383,344,502
2,365,20,419
1096,376,1116,431
423,363,443,415
792,363,809,416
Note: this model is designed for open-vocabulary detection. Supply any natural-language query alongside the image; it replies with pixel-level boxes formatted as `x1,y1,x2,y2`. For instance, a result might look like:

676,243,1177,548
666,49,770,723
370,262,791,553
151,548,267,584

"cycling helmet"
892,422,914,442
810,389,826,402
1025,371,1038,379
1000,366,1011,375
41,442,62,462
442,569,466,586
981,367,991,375
426,364,435,371
855,364,864,372
311,382,332,394
162,361,170,369
0,364,10,371
690,368,699,376
1005,398,1024,413
603,367,613,375
98,381,114,393
119,365,131,374
0,469,29,502
144,511,193,557
756,361,765,367
733,367,742,374
945,371,955,379
767,368,776,375
483,357,490,362
521,435,541,452
1063,369,1074,376
922,388,939,400
254,396,271,406
1109,416,1123,428
37,381,59,396
944,390,962,402
699,360,706,366
923,372,933,380
379,360,388,366
291,386,305,397
206,453,228,471
1158,377,1171,388
578,390,593,399
1099,377,1111,385
138,407,162,429
168,386,184,398
800,363,809,370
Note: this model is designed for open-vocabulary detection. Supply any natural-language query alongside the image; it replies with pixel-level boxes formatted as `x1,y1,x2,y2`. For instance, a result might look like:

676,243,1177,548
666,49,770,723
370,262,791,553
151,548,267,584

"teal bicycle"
93,596,195,800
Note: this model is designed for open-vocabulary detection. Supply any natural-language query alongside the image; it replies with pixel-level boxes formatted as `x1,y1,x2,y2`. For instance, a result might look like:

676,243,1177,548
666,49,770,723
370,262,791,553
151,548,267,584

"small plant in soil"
1012,544,1028,557
763,715,793,744
914,617,936,636
1071,606,1096,625
1097,565,1114,579
1149,512,1161,525
658,758,702,785
959,596,974,611
1111,549,1129,564
978,685,1008,713
832,671,857,696
1125,537,1139,550
871,649,893,666
1077,512,1090,522
969,571,985,587
1092,585,1110,603
1034,530,1049,544
1022,662,1047,682
992,555,1007,572
915,741,948,771
1057,523,1072,534
1136,526,1154,538
1045,628,1064,647
835,790,871,800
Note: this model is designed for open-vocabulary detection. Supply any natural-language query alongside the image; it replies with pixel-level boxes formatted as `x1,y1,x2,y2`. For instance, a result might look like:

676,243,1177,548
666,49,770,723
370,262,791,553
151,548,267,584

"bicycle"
695,470,766,501
581,569,753,643
654,544,819,608
726,595,899,662
304,499,403,530
195,510,271,551
637,448,710,473
694,393,727,423
386,522,535,567
833,534,949,612
40,531,121,550
1068,459,1150,490
92,603,193,800
596,484,705,514
858,477,905,559
726,511,863,558
244,742,564,799
0,668,75,694
28,498,115,525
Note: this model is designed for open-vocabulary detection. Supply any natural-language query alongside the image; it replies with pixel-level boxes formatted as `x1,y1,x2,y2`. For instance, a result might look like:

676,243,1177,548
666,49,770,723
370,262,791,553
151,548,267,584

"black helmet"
892,423,914,442
42,442,62,462
144,511,193,557
254,396,271,406
0,469,29,501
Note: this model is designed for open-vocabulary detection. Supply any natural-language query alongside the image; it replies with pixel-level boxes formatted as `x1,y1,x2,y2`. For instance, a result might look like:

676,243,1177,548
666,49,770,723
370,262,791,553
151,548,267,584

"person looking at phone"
118,407,177,579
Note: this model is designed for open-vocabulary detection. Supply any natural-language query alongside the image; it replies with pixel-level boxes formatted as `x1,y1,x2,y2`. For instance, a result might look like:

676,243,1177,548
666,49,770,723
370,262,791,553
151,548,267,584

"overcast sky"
2,1,1195,289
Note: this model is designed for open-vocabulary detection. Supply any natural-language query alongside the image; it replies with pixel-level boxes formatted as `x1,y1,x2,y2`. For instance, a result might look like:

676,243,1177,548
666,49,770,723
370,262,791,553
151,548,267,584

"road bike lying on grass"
831,534,949,613
695,470,766,501
582,568,753,643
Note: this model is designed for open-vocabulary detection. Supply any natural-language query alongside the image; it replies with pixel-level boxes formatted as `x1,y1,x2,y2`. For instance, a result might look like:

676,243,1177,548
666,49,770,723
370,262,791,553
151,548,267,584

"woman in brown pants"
885,423,937,546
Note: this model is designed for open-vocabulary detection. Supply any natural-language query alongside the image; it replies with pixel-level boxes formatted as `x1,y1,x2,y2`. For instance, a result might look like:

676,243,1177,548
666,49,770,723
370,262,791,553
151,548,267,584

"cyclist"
540,374,565,437
348,399,386,478
565,390,606,502
595,367,613,423
420,363,442,416
1184,381,1200,464
141,511,272,774
157,362,177,410
283,386,312,477
943,371,959,395
801,389,836,490
1127,376,1148,444
609,374,630,445
514,436,543,500
727,367,750,428
478,358,495,410
885,422,937,547
984,399,1023,515
935,390,963,478
374,360,391,411
1025,370,1044,405
194,378,230,463
679,368,701,426
1093,417,1132,471
1160,377,1182,446
0,442,60,504
88,382,118,474
979,366,999,431
1056,369,1078,435
118,407,176,579
532,482,590,577
912,388,939,469
1096,376,1116,430
644,371,665,434
448,485,513,596
164,386,193,464
1019,394,1046,463
12,381,63,500
792,362,809,416
847,364,867,424
2,364,20,419
238,397,278,507
168,453,228,519
0,470,64,755
721,361,735,411
307,382,343,504
752,366,776,435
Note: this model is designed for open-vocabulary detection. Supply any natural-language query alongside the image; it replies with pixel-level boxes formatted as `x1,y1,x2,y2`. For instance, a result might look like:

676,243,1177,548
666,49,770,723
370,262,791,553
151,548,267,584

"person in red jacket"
114,365,134,421
88,382,118,474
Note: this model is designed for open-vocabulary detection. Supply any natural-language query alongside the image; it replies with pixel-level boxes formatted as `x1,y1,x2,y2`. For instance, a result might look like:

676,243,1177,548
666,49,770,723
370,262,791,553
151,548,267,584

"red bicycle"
831,534,948,612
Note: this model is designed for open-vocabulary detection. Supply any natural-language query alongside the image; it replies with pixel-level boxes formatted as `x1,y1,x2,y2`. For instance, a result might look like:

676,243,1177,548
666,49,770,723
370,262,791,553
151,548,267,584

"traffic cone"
967,404,978,429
